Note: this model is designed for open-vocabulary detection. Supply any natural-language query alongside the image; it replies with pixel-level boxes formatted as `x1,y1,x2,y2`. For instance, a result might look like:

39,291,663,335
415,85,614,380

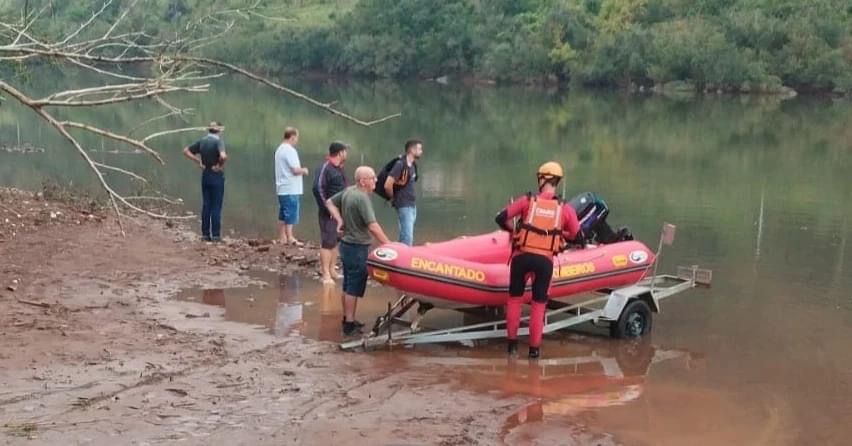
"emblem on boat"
612,255,628,267
374,247,398,261
629,250,648,264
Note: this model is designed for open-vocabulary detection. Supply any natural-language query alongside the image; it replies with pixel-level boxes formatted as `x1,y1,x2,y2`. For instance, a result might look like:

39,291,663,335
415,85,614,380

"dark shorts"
509,253,554,303
318,210,339,249
278,194,300,225
340,241,369,298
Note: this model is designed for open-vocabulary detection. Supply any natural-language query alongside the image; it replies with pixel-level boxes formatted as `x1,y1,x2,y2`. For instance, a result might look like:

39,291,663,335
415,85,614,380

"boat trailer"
341,223,712,351
340,266,711,351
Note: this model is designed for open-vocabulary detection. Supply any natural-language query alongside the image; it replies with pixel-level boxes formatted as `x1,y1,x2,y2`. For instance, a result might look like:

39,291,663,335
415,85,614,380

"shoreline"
271,70,852,98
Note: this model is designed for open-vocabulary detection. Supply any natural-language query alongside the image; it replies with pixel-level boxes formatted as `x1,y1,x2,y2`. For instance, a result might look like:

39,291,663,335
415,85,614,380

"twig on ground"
16,299,51,308
0,203,22,217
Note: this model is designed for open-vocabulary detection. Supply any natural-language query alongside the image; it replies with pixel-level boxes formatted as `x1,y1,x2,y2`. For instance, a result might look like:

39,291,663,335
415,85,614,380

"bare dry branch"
128,109,194,137
7,3,49,47
92,162,149,183
47,82,148,101
56,0,113,47
0,81,127,234
101,0,138,41
0,81,192,230
142,127,207,143
0,46,155,63
66,31,154,52
60,121,165,164
65,58,149,81
183,57,402,126
34,85,209,107
151,95,186,116
125,196,184,205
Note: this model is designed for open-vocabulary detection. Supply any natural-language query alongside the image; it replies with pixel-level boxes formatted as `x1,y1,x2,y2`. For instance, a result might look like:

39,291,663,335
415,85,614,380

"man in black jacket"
312,141,349,284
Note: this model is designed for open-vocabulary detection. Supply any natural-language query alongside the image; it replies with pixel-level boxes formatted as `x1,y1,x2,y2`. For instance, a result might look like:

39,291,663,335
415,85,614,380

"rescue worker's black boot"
507,339,518,356
528,346,540,360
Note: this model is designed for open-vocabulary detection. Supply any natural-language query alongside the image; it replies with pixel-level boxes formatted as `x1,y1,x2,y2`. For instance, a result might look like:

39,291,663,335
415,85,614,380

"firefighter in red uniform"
495,162,581,359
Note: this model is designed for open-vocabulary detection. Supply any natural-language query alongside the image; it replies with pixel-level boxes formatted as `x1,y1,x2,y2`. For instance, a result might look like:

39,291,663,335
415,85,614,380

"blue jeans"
201,171,224,238
397,206,416,246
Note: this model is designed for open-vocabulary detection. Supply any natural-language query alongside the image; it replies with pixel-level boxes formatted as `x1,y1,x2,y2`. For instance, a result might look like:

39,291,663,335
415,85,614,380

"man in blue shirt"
275,127,309,246
183,121,227,242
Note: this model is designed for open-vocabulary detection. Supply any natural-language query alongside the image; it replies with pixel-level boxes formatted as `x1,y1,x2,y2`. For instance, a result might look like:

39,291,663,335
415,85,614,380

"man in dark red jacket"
312,141,348,284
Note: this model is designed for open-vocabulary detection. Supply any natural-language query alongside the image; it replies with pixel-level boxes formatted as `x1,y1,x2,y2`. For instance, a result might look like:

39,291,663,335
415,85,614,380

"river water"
2,75,851,445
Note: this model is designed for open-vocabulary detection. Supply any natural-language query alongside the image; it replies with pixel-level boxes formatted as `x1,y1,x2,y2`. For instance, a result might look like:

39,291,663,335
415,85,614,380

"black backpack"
375,155,418,201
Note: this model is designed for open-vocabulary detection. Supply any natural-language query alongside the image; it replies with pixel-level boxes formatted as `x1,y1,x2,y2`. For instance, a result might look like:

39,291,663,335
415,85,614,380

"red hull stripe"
366,260,650,293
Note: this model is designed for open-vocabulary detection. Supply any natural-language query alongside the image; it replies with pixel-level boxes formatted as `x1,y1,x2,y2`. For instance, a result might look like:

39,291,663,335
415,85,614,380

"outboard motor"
568,192,633,244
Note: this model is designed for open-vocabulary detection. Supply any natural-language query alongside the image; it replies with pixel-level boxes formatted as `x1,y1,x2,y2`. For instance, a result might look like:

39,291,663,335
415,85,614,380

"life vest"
514,195,564,257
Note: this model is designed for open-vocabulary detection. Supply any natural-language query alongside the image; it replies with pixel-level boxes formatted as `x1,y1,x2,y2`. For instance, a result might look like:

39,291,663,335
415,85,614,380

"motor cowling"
568,192,633,244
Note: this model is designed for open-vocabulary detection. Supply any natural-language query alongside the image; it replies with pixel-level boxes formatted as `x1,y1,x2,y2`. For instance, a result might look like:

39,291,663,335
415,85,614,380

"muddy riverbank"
0,187,813,445
0,188,517,445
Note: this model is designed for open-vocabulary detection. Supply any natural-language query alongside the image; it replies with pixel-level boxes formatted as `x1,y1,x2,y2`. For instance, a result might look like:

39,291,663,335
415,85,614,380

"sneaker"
507,339,518,356
342,321,362,336
201,235,212,242
211,236,222,243
528,347,540,360
341,318,365,329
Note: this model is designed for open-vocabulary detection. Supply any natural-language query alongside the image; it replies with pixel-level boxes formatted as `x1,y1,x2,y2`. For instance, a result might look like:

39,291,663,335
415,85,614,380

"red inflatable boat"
367,231,655,308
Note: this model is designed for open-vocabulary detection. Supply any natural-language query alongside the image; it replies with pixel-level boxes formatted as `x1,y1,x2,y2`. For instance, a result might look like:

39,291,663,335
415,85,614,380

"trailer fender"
602,290,659,321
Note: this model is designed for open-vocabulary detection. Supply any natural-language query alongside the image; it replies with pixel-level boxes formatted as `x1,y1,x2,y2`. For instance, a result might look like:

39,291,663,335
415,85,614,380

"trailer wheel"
610,299,653,339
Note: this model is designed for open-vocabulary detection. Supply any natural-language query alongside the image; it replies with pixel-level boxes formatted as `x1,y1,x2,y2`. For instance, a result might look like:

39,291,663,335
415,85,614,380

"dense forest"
3,0,851,92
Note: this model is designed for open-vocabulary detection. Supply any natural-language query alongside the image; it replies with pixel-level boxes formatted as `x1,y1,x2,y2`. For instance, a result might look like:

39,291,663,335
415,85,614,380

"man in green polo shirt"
325,166,391,336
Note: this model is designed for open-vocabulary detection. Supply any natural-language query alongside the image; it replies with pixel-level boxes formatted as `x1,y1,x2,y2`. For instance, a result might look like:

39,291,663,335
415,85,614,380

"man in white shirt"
274,127,309,246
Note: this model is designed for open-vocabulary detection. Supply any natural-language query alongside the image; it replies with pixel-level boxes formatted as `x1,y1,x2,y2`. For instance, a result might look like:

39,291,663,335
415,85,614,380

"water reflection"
201,288,225,307
393,340,695,444
176,271,409,342
318,283,342,342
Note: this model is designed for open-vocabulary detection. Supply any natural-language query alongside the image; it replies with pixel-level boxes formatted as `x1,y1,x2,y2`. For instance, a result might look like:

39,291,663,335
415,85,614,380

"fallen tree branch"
125,196,184,205
0,1,402,235
127,109,192,136
33,85,209,107
0,81,193,233
0,81,128,234
142,127,207,142
92,162,148,183
182,57,402,126
61,121,164,164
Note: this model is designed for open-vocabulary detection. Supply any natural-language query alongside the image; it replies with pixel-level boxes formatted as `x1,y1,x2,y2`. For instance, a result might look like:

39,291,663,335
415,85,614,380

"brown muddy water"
176,267,831,446
4,76,852,444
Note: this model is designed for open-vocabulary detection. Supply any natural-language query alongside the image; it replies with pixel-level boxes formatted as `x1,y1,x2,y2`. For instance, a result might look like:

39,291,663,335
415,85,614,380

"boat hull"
367,231,654,307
